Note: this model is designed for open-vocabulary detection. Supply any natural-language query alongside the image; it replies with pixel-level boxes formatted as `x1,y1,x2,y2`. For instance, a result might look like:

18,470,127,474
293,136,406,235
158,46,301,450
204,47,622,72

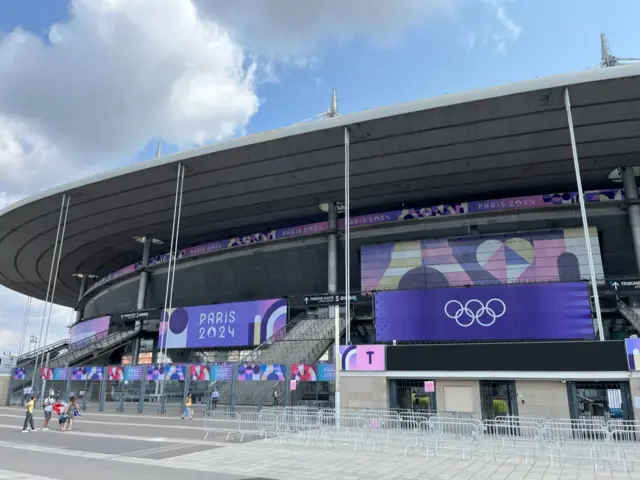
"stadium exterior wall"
82,205,632,320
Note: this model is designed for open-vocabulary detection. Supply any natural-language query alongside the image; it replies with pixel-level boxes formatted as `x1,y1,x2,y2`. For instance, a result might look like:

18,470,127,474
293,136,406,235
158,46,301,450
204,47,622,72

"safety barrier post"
138,378,146,414
206,388,212,414
231,364,238,413
81,390,87,411
160,394,166,415
184,377,190,401
6,375,13,407
64,370,72,401
99,375,107,412
118,394,124,413
284,365,291,407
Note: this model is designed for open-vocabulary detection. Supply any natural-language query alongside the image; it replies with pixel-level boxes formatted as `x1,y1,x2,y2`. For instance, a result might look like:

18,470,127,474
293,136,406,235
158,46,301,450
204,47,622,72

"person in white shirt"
42,395,55,430
211,389,219,409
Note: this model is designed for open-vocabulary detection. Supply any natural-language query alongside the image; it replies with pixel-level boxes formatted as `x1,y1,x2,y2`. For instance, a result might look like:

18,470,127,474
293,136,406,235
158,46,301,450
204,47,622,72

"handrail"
49,329,137,367
618,299,640,332
17,338,68,362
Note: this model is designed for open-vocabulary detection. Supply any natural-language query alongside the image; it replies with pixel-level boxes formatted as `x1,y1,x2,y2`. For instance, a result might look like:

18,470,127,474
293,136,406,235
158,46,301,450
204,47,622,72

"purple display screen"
375,282,594,342
69,316,111,345
159,298,288,349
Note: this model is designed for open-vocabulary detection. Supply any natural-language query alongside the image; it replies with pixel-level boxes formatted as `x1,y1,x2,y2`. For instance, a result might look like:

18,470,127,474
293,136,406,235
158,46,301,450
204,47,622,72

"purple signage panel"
159,298,288,349
375,282,594,342
69,316,110,346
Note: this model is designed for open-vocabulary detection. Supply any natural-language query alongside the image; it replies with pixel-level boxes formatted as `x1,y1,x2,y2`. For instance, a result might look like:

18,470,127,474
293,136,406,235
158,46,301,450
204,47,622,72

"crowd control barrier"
202,410,640,472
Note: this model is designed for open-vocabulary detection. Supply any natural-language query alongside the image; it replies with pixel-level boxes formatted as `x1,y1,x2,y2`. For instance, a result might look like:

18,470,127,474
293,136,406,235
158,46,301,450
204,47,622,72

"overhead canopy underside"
2,64,640,307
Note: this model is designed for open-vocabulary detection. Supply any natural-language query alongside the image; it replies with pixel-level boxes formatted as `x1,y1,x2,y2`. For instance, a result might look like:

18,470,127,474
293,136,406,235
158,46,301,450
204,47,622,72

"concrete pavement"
1,406,639,479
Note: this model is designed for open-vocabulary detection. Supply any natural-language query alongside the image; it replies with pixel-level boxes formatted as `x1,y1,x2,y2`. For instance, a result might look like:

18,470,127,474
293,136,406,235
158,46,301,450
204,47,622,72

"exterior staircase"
48,329,138,367
216,308,346,407
17,338,69,367
618,299,640,334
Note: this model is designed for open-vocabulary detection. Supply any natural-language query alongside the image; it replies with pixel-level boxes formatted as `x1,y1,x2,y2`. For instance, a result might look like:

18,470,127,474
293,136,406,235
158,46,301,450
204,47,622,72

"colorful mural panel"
71,367,104,381
360,227,605,291
107,366,124,381
237,364,286,381
189,365,210,381
289,364,318,382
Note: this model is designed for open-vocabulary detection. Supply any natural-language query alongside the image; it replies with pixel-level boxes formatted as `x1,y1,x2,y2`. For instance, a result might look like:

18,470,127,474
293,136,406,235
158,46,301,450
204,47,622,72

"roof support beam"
564,87,604,341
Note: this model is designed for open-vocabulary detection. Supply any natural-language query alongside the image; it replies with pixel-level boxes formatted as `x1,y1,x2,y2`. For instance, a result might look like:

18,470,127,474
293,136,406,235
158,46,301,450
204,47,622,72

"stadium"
2,61,640,421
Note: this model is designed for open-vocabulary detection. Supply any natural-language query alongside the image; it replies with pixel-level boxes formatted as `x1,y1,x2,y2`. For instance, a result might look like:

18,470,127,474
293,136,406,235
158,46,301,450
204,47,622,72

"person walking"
42,393,55,430
22,396,36,432
181,393,193,420
210,389,219,410
272,388,279,407
63,396,79,432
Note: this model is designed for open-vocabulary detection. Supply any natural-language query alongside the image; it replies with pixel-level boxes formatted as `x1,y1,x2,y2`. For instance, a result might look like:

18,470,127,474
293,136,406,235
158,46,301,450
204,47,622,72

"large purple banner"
84,187,629,297
69,316,111,346
375,282,594,342
159,299,288,349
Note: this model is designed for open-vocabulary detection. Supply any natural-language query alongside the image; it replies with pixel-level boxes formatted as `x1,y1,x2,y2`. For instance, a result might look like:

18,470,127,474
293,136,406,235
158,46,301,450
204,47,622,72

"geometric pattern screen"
361,227,604,291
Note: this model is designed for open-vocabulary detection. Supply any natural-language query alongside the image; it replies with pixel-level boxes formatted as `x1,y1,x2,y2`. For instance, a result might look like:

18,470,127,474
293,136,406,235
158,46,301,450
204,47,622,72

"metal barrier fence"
203,411,640,471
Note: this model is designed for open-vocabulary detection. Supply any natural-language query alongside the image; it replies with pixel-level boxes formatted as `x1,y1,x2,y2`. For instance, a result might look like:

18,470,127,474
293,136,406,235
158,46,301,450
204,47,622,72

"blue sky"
2,0,638,164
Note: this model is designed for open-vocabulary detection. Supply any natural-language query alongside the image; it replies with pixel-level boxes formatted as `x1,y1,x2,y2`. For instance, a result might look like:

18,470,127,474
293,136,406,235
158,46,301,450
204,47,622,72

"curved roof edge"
2,64,640,218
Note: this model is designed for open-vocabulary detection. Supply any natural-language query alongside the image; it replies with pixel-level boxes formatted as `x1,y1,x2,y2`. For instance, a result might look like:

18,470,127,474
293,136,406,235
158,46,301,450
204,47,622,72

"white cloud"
0,0,259,198
195,0,459,61
195,0,520,61
0,0,260,349
482,0,522,54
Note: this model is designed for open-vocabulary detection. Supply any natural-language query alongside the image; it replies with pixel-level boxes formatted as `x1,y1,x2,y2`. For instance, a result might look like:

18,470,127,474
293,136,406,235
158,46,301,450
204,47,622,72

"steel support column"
17,297,32,357
157,163,185,396
344,126,351,347
32,194,70,393
328,202,338,295
564,87,605,341
73,275,89,325
132,237,152,365
622,167,640,274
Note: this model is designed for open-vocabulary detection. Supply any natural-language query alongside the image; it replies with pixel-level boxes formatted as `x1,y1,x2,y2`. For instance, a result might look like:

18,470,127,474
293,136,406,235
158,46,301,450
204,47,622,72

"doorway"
567,381,633,421
480,380,518,420
389,379,437,411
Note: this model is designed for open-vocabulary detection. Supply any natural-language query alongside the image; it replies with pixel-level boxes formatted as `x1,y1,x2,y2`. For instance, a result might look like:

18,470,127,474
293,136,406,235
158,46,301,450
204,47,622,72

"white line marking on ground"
0,414,202,431
0,423,217,445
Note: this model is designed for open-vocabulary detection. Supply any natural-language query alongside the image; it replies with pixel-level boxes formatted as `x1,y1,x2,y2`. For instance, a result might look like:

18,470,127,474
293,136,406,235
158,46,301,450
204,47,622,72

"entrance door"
389,379,437,412
568,381,633,421
480,380,518,420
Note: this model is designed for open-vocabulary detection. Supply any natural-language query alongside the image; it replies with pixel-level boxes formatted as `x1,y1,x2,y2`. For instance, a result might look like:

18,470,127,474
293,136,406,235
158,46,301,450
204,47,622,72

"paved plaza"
0,406,638,480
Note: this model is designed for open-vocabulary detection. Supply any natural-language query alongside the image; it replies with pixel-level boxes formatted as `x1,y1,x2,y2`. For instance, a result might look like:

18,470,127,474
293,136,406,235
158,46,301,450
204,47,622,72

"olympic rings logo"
444,299,506,327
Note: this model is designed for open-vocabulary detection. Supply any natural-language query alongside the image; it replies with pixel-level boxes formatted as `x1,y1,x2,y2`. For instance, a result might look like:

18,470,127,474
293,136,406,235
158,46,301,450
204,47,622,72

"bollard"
99,376,107,412
138,380,146,414
118,395,124,413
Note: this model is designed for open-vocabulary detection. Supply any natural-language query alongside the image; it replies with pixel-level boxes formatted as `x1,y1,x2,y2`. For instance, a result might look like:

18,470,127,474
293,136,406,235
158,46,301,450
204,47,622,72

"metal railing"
48,329,138,368
228,311,344,407
17,338,69,364
618,299,640,333
202,411,640,471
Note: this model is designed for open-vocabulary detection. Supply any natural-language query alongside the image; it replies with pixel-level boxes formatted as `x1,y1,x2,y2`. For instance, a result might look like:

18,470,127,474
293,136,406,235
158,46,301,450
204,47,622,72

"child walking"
181,393,193,420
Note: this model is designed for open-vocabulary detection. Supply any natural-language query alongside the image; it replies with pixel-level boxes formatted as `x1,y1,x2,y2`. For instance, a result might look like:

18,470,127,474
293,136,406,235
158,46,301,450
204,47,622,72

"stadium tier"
3,64,640,418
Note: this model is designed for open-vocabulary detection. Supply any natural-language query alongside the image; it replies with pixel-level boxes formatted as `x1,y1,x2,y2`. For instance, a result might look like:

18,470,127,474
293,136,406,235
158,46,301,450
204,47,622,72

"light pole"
29,336,38,355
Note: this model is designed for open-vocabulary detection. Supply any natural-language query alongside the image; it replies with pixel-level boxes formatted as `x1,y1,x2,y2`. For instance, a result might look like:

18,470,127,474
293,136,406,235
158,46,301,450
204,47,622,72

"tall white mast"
293,88,340,125
599,32,640,67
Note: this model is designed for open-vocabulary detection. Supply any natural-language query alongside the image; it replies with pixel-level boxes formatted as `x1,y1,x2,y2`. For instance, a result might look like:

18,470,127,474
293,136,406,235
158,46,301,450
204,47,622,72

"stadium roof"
2,64,640,307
